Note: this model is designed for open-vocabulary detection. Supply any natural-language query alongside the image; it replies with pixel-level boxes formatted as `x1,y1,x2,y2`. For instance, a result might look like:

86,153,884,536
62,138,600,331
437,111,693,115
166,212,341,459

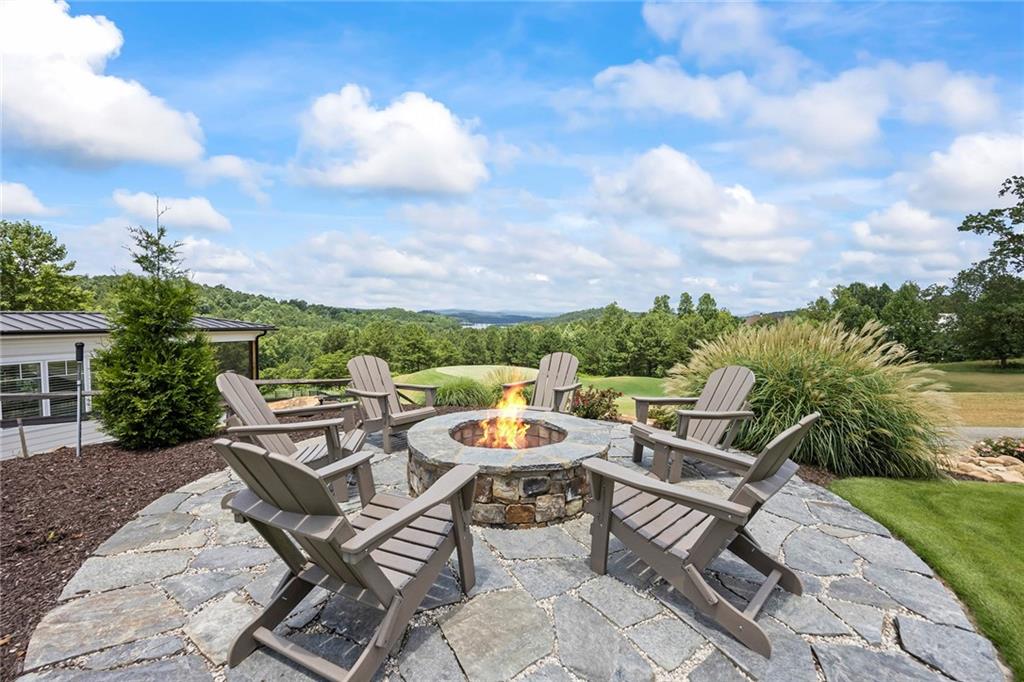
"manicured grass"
580,375,666,417
932,359,1024,393
433,365,536,381
831,478,1024,679
952,393,1024,427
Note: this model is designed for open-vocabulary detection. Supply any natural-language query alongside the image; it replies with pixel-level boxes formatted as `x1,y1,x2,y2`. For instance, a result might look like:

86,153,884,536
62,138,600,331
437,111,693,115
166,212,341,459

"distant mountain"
422,309,558,326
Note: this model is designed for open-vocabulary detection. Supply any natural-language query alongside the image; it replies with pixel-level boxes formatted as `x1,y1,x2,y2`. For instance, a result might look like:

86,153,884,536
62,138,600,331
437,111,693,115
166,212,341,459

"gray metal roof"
0,311,275,336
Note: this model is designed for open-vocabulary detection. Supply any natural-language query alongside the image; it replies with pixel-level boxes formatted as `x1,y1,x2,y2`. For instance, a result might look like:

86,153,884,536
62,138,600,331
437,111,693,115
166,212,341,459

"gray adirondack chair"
503,352,582,412
585,413,819,658
346,355,438,454
214,438,479,682
217,372,365,500
631,366,756,482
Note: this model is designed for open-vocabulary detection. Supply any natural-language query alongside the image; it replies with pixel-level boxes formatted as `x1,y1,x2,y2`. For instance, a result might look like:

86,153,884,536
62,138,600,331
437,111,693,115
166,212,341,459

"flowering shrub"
647,405,678,431
571,387,621,421
972,437,1024,461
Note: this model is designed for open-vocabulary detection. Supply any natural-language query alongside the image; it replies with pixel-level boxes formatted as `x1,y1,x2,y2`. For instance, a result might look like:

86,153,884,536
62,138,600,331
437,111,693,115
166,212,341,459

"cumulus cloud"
297,84,489,194
642,2,808,85
851,202,948,253
1,0,204,165
749,61,1001,173
1,182,56,217
904,132,1024,213
593,57,753,120
593,145,781,237
113,190,232,232
189,155,271,203
700,237,812,264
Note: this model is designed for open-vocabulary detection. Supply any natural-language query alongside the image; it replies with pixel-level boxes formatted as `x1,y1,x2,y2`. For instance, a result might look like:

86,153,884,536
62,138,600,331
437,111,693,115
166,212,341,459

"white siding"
0,420,114,459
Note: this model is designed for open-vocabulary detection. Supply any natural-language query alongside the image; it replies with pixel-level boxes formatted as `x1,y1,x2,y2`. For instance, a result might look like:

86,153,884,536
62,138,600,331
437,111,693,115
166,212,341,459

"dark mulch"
797,463,837,489
0,410,355,681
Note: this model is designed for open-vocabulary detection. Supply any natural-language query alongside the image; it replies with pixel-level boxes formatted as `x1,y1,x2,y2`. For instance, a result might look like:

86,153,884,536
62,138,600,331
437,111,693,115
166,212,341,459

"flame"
477,386,528,448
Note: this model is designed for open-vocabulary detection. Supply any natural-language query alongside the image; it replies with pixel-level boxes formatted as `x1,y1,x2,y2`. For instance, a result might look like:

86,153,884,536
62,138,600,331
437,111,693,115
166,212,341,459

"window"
213,341,253,378
47,360,79,417
1,363,42,419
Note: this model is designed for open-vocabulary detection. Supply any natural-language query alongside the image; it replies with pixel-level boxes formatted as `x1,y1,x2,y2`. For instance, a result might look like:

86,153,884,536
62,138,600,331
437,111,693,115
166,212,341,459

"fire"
477,386,528,448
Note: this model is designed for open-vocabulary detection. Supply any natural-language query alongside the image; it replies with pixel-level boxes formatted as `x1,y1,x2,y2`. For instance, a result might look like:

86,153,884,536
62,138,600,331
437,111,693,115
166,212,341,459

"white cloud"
297,84,489,194
113,190,232,232
189,155,271,203
179,237,257,274
1,182,56,217
851,202,947,253
593,145,781,237
904,132,1024,213
593,57,753,120
700,237,812,264
748,61,1001,173
641,2,808,85
1,0,204,165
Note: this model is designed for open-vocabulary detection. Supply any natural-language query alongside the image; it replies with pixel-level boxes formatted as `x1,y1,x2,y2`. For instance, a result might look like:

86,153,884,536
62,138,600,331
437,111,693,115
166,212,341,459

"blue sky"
2,1,1022,314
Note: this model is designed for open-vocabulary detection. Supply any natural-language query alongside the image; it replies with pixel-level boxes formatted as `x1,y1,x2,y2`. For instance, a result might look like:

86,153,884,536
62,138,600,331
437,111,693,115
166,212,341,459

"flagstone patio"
20,424,1007,681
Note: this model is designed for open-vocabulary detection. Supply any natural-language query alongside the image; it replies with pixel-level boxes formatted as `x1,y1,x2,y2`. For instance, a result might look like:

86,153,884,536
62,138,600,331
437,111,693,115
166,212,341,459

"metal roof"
0,311,275,336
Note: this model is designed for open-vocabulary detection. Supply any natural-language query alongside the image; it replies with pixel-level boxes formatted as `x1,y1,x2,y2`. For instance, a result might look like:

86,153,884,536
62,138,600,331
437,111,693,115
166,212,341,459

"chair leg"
632,440,644,462
652,445,670,480
382,426,392,454
588,476,614,574
728,532,802,595
668,565,772,658
228,574,313,667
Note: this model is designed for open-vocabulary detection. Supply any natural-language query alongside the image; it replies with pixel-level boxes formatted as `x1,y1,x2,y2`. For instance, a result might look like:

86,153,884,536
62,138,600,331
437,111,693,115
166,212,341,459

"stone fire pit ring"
407,410,613,527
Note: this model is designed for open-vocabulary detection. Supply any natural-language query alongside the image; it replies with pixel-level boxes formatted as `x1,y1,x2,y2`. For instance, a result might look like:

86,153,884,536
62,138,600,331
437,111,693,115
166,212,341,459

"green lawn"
395,365,535,386
831,479,1024,679
932,359,1024,393
580,375,667,417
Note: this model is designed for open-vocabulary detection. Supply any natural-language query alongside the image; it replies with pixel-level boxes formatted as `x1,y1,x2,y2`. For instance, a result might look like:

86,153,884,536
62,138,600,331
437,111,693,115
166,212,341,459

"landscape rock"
782,528,859,576
625,617,703,670
480,526,585,560
81,635,184,670
897,616,1004,682
59,551,192,599
160,571,251,611
93,513,193,555
184,594,261,665
452,540,514,596
191,545,277,572
822,598,884,645
826,576,899,608
398,624,465,681
813,643,944,681
577,574,663,627
807,501,890,536
847,535,934,575
226,632,364,681
509,558,594,600
864,565,973,629
688,651,746,682
766,593,851,636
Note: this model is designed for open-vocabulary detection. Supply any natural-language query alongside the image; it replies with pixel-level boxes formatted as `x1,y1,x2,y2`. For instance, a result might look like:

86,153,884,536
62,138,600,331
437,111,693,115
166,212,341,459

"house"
0,311,274,459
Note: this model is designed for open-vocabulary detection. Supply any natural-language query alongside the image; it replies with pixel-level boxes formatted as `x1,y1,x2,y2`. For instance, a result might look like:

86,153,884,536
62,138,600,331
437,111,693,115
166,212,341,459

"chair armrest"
272,401,359,417
226,417,348,436
551,382,583,413
225,488,348,542
393,383,439,391
583,458,749,523
315,448,373,483
502,379,536,390
648,431,755,474
554,382,583,392
341,464,478,560
346,388,390,399
632,396,698,424
675,409,755,420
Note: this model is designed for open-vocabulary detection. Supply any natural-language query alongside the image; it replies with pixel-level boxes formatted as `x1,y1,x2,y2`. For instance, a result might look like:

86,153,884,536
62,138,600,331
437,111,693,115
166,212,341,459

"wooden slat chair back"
346,355,438,453
346,355,402,424
631,365,756,481
531,352,580,411
218,372,298,456
586,413,819,658
213,438,479,681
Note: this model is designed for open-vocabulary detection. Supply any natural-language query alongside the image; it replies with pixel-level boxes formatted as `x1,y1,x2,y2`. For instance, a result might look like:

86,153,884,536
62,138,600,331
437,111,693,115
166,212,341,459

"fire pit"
407,391,613,527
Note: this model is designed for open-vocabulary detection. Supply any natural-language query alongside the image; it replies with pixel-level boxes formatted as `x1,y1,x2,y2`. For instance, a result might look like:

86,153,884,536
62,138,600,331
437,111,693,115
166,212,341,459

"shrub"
93,225,221,449
435,378,491,407
647,405,678,431
665,318,952,478
972,437,1024,462
482,366,532,406
571,387,622,421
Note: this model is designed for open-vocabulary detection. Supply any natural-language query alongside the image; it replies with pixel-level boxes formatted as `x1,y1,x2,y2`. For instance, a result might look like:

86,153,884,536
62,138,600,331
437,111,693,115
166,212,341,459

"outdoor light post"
75,341,84,458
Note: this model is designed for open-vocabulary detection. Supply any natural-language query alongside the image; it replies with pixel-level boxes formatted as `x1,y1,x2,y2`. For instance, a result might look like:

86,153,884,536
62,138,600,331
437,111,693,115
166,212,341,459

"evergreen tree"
676,292,694,317
93,221,221,448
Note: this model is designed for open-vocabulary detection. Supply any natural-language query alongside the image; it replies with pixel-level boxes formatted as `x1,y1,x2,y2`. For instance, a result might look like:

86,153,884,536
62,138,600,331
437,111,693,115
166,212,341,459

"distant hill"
422,309,556,326
537,307,615,325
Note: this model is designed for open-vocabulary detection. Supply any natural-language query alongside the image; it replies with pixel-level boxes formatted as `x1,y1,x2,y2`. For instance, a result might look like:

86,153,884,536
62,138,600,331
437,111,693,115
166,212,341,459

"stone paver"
184,594,261,665
509,558,594,600
552,595,653,681
59,551,192,599
441,589,552,682
625,616,703,670
897,616,1005,682
24,585,184,670
397,624,464,681
577,574,662,628
24,422,1003,682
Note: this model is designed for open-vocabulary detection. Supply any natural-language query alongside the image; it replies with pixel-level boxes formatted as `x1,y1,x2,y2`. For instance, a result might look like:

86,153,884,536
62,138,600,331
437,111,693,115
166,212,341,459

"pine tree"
93,213,221,448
